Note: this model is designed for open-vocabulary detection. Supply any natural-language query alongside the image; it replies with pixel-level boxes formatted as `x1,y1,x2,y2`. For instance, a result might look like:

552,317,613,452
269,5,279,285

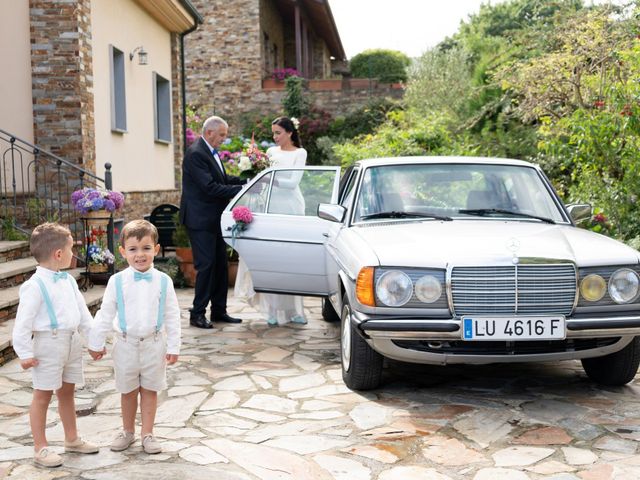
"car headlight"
376,270,413,307
414,275,442,303
608,268,640,304
580,274,607,302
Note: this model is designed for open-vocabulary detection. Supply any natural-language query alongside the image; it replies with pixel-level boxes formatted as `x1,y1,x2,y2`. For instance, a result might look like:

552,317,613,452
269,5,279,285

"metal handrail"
0,128,115,280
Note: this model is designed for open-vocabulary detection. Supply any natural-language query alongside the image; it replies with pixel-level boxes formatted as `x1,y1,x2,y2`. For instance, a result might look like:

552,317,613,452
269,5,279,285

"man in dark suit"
180,116,246,328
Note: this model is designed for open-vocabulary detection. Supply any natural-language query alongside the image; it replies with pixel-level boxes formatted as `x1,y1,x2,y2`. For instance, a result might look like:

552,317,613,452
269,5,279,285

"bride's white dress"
234,146,307,324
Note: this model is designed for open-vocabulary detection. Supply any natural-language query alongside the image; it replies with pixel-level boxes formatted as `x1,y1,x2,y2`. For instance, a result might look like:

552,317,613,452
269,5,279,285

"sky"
328,0,619,59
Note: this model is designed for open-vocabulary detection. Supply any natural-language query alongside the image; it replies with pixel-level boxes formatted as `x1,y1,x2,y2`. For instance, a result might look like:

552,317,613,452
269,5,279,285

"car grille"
394,337,620,355
451,264,577,316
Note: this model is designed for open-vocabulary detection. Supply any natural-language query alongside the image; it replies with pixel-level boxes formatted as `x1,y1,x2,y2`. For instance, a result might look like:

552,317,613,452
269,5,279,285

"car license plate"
462,316,565,341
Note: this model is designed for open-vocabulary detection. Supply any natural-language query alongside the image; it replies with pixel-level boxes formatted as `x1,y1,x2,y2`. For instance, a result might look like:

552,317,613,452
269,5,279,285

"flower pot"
83,209,111,227
175,247,196,287
308,79,342,91
88,263,108,273
262,78,285,90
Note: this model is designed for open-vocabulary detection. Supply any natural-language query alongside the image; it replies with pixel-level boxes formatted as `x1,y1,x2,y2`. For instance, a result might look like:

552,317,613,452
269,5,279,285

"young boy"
88,219,180,454
12,222,99,467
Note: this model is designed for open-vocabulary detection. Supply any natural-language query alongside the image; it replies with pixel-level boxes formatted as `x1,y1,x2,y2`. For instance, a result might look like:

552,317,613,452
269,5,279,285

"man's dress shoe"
213,313,242,324
190,314,214,329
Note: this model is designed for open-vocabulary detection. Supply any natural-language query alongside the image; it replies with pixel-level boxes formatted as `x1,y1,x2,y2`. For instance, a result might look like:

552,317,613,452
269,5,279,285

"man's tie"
53,271,68,282
134,271,153,282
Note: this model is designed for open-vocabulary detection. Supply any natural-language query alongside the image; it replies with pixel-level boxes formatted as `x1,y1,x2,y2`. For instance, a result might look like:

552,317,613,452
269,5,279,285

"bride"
234,116,308,326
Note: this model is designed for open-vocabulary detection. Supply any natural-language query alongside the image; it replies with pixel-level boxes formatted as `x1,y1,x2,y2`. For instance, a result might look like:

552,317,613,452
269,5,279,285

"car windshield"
353,163,567,224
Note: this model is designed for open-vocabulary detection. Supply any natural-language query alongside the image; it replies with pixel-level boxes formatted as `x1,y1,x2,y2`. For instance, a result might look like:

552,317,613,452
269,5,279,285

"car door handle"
322,232,329,237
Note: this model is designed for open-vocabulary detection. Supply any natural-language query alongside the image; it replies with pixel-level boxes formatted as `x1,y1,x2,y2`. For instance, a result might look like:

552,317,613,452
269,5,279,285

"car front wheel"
341,294,383,390
322,297,340,323
581,336,640,386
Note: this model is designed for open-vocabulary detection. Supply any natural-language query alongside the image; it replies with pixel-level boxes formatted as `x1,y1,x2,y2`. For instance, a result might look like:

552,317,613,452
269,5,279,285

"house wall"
0,1,33,144
91,0,176,193
313,38,331,79
29,0,95,171
185,0,262,124
259,0,284,77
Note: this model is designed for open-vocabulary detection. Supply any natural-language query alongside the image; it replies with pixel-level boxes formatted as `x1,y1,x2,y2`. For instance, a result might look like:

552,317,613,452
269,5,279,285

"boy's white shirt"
88,266,181,355
12,266,93,359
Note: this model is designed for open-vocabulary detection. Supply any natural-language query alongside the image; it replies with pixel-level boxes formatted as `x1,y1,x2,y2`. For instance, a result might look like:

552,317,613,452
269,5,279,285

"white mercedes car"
221,157,640,390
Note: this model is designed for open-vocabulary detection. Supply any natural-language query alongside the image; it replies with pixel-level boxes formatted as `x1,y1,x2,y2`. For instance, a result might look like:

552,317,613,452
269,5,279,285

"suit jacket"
179,137,245,231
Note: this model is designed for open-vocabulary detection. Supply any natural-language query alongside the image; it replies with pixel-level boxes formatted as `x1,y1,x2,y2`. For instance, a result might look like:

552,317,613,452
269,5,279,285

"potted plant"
71,187,125,227
172,214,196,287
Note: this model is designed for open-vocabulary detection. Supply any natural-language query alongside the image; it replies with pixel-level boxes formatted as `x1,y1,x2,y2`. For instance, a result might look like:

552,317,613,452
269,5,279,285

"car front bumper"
353,312,640,365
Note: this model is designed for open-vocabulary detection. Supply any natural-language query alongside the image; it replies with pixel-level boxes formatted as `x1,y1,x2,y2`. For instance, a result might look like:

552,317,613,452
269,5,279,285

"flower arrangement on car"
71,187,125,215
230,205,253,247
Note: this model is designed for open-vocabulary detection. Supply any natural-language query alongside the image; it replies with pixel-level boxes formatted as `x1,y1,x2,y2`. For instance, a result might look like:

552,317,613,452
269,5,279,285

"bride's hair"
272,117,301,148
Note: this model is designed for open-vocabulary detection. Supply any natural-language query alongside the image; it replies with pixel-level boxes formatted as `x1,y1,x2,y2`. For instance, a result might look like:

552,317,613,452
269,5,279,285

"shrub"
328,98,401,140
283,76,310,118
239,111,278,143
350,49,411,83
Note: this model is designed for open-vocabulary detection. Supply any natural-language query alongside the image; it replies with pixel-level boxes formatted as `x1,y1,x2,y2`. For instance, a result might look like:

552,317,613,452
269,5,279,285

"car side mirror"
566,204,592,223
318,204,346,223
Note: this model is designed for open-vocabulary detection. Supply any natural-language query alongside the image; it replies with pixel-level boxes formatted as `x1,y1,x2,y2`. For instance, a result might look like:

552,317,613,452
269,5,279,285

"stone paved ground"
1,288,640,479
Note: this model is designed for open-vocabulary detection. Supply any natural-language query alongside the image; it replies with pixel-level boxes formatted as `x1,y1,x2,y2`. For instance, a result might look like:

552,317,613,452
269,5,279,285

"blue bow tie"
53,271,68,282
134,271,153,282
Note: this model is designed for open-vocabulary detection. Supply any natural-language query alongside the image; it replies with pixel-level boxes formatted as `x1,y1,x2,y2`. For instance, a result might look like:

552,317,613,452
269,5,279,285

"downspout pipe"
178,0,203,153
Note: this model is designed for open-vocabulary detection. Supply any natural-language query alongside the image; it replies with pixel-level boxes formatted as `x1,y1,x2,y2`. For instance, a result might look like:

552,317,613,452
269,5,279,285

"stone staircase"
0,240,105,366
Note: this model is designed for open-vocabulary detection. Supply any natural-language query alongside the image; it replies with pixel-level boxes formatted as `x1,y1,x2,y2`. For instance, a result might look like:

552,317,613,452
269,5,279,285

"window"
109,45,127,132
153,72,172,143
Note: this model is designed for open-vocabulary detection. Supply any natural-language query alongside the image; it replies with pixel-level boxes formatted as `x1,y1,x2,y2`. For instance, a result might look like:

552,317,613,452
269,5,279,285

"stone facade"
185,0,404,131
30,0,96,170
120,189,181,224
27,1,188,223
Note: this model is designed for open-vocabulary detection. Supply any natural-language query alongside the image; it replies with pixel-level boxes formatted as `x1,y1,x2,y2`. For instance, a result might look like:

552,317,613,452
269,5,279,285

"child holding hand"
12,223,98,467
89,220,180,454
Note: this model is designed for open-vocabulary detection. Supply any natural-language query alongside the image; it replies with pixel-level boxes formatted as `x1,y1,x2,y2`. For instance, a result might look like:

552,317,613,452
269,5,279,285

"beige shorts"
112,332,167,394
32,330,83,391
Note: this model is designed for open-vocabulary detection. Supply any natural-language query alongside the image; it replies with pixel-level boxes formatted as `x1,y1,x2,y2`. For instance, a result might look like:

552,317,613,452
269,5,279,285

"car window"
233,172,272,213
354,163,566,223
267,169,337,216
340,168,359,208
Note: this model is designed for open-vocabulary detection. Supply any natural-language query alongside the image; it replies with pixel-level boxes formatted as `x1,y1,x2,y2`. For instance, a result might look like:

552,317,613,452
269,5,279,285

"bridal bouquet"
237,136,271,178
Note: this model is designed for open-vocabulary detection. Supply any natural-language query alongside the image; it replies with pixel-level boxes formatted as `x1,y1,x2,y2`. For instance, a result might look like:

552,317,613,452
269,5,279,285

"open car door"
221,166,341,296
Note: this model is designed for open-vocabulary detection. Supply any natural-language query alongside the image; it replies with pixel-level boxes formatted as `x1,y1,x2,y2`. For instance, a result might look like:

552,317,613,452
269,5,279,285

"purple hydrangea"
71,187,125,214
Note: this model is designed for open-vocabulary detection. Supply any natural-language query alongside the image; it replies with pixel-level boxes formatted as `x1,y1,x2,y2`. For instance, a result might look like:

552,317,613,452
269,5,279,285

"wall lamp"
130,46,148,65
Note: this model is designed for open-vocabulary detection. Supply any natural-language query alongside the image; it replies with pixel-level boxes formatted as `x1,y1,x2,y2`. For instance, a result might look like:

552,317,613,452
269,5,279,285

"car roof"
354,156,537,169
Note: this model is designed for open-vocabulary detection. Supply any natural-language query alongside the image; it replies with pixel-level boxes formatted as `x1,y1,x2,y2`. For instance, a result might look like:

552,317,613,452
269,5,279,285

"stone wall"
185,0,405,131
185,0,262,121
30,0,96,170
259,0,284,78
120,190,181,224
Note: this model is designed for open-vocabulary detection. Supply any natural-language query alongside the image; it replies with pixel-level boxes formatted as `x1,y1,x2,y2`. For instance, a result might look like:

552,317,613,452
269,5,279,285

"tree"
349,49,411,83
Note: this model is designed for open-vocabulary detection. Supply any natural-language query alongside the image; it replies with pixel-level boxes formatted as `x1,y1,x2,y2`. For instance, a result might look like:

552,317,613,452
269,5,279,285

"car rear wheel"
581,336,640,386
341,294,383,390
322,297,340,323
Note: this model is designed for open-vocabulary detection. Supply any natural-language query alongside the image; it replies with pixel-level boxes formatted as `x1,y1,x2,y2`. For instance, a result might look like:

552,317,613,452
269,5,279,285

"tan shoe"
64,436,99,454
142,434,161,454
34,447,63,468
110,431,135,452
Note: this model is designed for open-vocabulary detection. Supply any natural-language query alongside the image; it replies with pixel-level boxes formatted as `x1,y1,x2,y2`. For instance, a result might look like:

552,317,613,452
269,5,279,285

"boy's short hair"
120,219,158,246
30,223,72,262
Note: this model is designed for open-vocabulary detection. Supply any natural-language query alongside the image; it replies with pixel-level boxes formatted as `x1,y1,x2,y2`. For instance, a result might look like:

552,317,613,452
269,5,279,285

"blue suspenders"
114,272,167,340
34,276,64,336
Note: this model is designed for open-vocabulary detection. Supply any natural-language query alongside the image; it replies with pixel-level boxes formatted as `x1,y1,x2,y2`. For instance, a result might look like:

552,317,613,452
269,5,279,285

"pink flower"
232,206,253,224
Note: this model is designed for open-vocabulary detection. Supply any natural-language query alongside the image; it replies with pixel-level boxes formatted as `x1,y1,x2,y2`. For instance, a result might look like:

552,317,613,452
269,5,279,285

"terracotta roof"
272,0,346,61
